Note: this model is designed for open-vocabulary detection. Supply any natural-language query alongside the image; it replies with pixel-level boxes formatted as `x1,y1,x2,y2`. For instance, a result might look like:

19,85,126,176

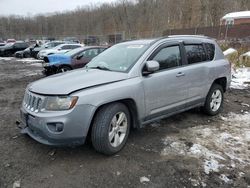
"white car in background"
37,43,84,59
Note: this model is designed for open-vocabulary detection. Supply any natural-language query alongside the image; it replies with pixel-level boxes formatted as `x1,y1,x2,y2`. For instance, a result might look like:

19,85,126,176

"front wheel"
57,66,72,73
23,53,30,58
203,84,224,116
91,103,130,155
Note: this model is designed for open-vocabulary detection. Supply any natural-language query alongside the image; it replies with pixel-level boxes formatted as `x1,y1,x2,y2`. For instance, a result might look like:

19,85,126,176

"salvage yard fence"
7,24,250,46
163,23,250,41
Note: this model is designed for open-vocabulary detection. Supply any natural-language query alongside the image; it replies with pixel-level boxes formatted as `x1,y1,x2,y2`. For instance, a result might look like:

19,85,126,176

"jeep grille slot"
23,91,43,113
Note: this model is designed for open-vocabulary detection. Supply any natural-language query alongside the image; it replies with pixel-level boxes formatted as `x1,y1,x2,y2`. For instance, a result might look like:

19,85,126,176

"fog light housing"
47,122,64,133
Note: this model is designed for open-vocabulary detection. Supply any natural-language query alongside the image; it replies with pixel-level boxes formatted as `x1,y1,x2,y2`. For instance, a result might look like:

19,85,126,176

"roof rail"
168,35,210,39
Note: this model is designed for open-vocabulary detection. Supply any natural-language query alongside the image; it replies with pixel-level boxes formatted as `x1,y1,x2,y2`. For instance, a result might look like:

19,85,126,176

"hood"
29,69,128,95
33,47,43,51
33,46,50,52
0,46,11,50
48,54,71,64
43,49,57,54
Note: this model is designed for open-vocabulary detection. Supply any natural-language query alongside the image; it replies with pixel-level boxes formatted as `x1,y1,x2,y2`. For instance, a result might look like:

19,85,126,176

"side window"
14,43,21,48
204,43,215,61
23,43,28,48
98,48,106,53
151,46,181,70
185,44,207,64
70,45,80,49
53,42,63,47
80,49,99,59
61,45,71,49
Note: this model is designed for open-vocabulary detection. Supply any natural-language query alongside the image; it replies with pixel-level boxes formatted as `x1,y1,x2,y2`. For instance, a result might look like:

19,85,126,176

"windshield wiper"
86,65,111,71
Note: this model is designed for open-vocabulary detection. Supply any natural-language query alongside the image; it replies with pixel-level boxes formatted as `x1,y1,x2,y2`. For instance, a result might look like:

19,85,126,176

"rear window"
185,44,207,64
204,43,215,61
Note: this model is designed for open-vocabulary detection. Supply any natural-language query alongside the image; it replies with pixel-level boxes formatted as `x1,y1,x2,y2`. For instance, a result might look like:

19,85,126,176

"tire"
91,103,131,155
23,53,30,58
203,84,224,116
57,65,72,73
5,51,12,57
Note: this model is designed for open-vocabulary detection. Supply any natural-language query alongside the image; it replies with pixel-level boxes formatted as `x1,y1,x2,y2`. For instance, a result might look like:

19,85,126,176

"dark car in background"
0,41,29,56
42,46,106,75
30,41,65,59
15,44,36,58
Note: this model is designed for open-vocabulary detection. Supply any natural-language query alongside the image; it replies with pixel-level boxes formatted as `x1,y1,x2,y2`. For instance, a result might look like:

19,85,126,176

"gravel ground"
0,58,249,188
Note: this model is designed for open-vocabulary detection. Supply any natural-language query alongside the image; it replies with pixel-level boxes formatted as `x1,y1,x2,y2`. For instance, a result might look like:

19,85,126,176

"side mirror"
58,48,61,51
143,61,159,75
76,55,83,60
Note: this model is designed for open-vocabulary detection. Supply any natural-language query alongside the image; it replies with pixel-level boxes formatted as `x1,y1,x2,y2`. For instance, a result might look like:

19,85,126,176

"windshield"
87,43,149,72
54,45,63,50
41,42,53,48
4,43,14,47
65,47,84,56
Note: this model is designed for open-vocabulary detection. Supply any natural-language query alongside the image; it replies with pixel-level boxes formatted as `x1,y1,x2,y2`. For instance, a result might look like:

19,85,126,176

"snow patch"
223,48,237,56
222,11,250,20
0,57,14,61
231,68,250,89
204,159,222,174
140,176,150,183
219,174,233,184
161,112,250,183
16,58,43,63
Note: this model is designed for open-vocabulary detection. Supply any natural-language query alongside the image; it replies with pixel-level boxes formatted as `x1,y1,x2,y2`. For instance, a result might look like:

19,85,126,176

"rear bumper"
19,104,96,147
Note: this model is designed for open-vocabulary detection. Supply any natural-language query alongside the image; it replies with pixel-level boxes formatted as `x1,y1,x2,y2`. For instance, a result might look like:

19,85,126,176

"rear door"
182,42,211,106
142,42,189,120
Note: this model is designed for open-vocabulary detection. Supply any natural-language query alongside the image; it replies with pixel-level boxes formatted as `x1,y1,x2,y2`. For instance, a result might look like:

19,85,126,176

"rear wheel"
91,103,130,155
203,84,224,116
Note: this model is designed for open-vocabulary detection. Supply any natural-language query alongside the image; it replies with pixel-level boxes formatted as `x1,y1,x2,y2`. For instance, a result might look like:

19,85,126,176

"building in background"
221,11,250,26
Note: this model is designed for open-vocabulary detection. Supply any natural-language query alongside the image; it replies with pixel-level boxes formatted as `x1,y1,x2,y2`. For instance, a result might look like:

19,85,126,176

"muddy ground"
0,58,249,188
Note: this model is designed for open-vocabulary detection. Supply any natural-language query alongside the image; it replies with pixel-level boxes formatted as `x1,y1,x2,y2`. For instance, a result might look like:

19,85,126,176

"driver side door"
142,42,189,120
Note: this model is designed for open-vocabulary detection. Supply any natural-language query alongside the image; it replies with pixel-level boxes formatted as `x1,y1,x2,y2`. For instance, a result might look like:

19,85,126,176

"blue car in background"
42,46,107,76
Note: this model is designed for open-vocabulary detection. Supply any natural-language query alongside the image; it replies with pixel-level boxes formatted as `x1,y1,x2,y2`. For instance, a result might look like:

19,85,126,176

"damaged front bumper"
18,104,96,147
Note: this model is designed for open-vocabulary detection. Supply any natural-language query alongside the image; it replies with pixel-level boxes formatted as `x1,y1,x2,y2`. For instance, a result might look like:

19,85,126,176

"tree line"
0,0,249,40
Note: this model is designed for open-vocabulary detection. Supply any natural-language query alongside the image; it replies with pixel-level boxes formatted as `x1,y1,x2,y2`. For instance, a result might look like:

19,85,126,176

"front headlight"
44,96,78,111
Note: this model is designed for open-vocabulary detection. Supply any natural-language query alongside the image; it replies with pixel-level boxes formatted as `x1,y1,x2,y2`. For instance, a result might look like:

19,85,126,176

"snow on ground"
16,58,43,64
0,57,43,78
161,112,250,184
231,68,250,89
0,57,14,61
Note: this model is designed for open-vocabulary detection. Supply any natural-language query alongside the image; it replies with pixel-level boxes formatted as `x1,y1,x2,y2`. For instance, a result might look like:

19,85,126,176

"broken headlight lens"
44,96,78,111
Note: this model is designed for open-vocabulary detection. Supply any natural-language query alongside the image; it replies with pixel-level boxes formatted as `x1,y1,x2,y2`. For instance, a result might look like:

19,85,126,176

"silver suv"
19,36,231,155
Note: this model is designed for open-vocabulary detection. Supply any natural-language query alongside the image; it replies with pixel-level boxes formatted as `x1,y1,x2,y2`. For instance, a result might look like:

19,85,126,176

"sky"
0,0,117,16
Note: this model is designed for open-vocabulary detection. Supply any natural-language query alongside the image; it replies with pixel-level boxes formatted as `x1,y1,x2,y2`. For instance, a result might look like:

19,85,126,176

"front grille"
44,57,49,63
23,91,44,113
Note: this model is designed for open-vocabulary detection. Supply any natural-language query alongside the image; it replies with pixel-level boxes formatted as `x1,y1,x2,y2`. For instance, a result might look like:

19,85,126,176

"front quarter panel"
72,77,145,123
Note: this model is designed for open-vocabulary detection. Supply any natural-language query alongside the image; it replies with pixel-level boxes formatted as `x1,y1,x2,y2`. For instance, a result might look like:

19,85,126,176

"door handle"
176,72,185,77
